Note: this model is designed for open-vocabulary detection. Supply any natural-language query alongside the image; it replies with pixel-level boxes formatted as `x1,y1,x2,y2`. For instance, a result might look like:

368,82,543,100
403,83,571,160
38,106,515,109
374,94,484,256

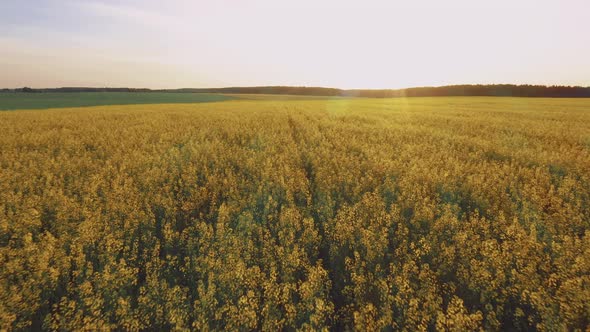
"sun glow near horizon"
1,0,589,89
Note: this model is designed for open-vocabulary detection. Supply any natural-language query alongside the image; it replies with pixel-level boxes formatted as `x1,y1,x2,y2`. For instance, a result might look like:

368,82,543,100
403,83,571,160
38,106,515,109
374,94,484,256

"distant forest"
4,84,590,98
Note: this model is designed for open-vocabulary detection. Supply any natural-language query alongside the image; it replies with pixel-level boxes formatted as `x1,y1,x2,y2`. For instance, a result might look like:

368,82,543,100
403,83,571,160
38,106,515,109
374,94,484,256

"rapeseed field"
1,97,589,330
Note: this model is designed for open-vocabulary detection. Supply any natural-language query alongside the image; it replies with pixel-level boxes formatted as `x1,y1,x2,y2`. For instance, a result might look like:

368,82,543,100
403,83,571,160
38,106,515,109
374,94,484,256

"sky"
1,0,589,89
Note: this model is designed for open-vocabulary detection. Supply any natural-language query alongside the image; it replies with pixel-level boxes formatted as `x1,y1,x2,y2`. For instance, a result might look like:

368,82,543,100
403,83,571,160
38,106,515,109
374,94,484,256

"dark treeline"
5,84,590,98
347,84,590,98
5,87,153,93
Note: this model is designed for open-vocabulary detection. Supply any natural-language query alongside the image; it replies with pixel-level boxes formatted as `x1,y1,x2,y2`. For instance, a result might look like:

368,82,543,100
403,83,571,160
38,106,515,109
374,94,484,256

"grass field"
223,93,354,101
0,92,237,110
1,97,589,330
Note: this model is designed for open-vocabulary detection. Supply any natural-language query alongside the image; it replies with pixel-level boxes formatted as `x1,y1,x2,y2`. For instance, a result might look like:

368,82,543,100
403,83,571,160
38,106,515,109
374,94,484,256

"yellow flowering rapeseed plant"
0,97,589,330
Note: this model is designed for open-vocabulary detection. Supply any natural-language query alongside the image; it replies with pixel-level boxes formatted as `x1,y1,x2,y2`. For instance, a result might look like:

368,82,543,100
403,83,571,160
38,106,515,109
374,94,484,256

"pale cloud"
72,1,183,29
0,35,223,88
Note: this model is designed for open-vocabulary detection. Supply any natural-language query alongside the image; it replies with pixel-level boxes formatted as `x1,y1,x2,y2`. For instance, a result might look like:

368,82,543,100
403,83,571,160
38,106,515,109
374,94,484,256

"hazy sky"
1,0,589,89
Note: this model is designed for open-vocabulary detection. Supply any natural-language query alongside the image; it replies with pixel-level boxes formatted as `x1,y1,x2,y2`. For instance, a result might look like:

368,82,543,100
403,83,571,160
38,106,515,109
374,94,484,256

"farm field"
1,97,589,330
0,92,237,110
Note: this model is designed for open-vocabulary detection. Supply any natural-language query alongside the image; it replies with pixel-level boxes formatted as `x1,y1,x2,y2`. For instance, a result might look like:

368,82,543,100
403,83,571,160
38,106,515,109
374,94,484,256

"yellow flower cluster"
0,97,589,330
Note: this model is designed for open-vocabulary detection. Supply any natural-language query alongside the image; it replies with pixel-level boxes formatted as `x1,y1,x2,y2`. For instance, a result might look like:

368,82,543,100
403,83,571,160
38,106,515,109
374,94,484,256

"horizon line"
4,83,590,91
